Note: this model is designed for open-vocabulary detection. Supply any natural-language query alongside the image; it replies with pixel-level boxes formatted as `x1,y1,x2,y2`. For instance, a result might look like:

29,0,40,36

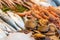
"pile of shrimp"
0,0,60,40
17,5,60,29
0,0,60,29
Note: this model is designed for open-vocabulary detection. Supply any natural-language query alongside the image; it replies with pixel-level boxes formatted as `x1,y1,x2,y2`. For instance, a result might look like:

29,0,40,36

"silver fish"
0,9,22,31
7,11,25,30
0,18,16,32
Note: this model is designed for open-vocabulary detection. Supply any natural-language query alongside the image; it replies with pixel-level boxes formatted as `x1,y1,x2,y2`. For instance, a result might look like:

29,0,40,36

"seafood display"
0,0,60,40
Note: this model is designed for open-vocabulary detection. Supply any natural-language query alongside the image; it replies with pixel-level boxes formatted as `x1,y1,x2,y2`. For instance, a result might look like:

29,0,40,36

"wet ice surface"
0,32,35,40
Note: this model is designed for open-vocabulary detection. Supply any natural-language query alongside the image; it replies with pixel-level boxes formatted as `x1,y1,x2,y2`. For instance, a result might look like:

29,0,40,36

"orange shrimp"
41,12,49,19
31,12,43,19
17,12,26,16
48,10,60,18
49,6,60,14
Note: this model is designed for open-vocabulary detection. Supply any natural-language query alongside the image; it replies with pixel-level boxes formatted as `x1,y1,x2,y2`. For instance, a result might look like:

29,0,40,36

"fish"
0,18,16,32
7,11,25,30
0,9,22,31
